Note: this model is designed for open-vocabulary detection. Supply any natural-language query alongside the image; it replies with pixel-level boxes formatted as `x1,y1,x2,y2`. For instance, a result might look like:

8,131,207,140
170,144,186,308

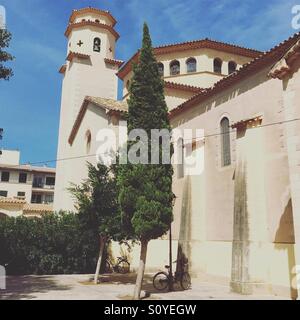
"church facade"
54,7,300,299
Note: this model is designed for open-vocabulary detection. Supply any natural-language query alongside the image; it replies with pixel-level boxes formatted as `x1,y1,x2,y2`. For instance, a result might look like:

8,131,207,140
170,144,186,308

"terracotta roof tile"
164,81,205,93
69,7,117,27
59,64,67,74
86,96,128,113
231,116,263,129
104,58,124,67
0,163,55,173
269,39,300,79
66,51,90,62
0,197,26,205
23,204,53,214
68,96,128,145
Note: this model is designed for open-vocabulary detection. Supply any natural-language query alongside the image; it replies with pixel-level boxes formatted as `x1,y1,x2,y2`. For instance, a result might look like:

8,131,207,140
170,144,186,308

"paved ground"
0,274,290,300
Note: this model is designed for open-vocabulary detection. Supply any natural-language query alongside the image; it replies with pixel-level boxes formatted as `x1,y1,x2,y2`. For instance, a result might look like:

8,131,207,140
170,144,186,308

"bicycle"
104,257,130,274
153,260,191,291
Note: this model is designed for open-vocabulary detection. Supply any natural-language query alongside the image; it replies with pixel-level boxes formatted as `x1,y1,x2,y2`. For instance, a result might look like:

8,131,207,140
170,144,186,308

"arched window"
95,19,100,23
93,37,101,52
170,60,180,76
214,58,222,74
186,58,197,73
86,130,92,154
220,117,231,167
158,63,164,77
228,61,237,74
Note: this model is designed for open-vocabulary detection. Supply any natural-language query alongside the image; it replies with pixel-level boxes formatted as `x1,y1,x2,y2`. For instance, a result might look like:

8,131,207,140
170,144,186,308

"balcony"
32,176,55,190
32,182,43,189
32,183,55,190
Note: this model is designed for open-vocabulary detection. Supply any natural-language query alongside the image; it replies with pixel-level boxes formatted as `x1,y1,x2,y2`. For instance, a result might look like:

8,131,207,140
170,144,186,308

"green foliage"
118,23,174,243
127,24,170,134
0,29,14,80
0,212,99,275
69,162,123,241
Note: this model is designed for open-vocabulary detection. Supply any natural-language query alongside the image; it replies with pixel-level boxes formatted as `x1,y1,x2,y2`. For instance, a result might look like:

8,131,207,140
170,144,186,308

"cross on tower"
77,40,83,47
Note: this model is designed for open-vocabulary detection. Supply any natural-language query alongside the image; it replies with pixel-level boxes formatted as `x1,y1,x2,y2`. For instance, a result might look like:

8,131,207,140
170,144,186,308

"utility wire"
4,117,300,168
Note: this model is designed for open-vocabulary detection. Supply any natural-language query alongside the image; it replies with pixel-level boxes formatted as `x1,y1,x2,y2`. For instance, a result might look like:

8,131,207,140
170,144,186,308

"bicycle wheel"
180,272,191,290
153,272,169,291
104,260,112,273
117,260,130,274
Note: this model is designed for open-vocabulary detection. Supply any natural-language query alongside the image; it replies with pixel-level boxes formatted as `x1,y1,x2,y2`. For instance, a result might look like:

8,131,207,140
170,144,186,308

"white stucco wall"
0,150,20,165
0,172,33,202
170,64,296,297
54,12,119,212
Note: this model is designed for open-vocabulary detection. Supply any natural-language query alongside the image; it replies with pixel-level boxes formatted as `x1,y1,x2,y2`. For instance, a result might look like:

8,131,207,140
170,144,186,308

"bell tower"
54,7,122,211
59,7,121,133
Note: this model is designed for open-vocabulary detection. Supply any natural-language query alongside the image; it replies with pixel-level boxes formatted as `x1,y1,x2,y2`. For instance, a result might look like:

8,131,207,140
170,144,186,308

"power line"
7,117,300,168
194,117,300,140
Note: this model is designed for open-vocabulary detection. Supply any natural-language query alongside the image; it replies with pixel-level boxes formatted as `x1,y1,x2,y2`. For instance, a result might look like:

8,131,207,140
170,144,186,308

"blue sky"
0,0,299,166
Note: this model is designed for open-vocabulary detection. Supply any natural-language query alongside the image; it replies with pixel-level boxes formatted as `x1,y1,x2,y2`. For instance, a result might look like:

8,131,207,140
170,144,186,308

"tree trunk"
133,239,148,300
94,235,106,284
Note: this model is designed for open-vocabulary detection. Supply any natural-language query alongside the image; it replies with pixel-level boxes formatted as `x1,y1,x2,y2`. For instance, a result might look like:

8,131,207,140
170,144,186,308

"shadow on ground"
91,273,189,299
0,276,71,300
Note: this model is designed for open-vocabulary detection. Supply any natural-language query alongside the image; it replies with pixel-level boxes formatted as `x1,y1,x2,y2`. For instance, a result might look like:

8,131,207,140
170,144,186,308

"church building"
54,7,300,299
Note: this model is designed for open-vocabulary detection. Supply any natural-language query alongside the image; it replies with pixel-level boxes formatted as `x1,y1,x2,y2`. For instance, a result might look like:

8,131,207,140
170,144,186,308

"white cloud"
120,0,299,53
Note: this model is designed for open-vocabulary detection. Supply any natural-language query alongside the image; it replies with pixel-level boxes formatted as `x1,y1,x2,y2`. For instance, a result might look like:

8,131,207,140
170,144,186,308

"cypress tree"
118,23,174,300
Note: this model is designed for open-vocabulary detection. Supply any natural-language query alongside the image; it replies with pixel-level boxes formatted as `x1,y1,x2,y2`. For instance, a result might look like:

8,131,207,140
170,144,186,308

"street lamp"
169,196,177,291
0,128,3,155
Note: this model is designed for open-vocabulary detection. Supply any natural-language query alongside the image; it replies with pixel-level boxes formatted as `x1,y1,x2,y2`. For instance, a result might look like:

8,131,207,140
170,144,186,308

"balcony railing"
32,183,55,189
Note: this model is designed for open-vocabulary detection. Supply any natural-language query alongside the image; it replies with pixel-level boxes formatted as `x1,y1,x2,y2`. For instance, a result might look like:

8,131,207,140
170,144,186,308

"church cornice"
231,116,263,130
104,58,124,68
164,81,205,93
66,51,90,62
59,64,67,74
269,39,300,80
65,21,120,40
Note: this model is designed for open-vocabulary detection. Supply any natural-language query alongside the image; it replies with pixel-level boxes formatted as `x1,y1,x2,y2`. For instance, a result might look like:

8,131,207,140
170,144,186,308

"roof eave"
69,8,117,27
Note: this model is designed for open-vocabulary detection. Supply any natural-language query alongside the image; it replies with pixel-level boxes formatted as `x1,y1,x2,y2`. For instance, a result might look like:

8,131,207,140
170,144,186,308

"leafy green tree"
69,162,122,284
117,23,174,300
0,29,14,80
0,212,99,275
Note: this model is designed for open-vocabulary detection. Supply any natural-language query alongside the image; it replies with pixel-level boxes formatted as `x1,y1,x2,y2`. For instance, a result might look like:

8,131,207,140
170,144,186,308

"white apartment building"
0,149,55,217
